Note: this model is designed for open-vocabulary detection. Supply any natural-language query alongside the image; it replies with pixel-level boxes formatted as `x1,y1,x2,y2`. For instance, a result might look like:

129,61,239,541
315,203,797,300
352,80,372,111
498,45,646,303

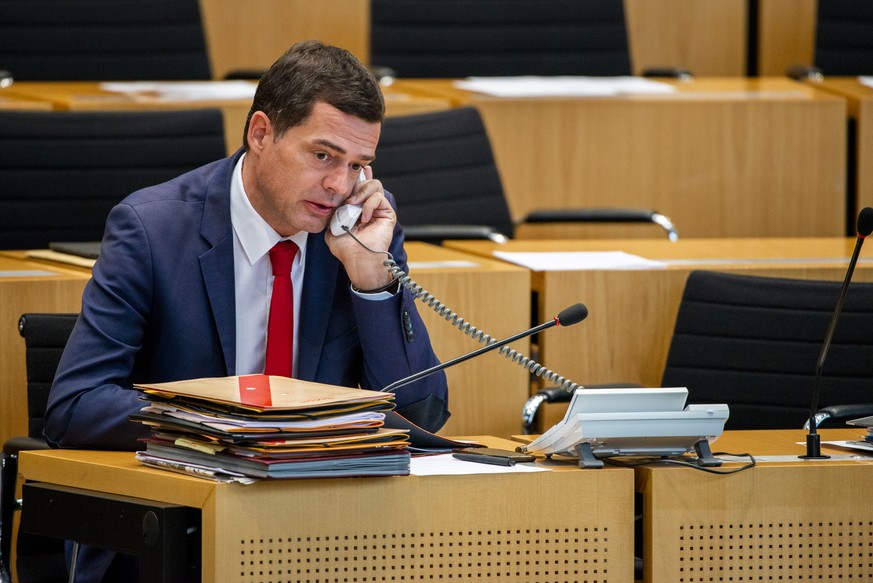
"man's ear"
246,111,271,152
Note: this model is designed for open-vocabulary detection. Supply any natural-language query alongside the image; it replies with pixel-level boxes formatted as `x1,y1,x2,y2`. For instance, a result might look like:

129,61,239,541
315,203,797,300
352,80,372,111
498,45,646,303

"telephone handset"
329,170,366,236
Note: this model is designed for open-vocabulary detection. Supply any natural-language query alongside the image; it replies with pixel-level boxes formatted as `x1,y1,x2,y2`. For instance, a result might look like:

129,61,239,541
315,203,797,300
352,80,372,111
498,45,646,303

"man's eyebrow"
314,138,376,163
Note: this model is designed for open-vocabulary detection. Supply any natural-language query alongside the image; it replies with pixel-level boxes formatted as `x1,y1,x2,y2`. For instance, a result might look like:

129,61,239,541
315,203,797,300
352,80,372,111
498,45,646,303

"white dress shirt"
230,153,308,376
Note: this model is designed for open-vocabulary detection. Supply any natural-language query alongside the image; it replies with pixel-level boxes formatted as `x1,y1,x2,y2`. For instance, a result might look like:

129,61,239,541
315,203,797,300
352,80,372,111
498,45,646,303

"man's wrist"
351,279,400,295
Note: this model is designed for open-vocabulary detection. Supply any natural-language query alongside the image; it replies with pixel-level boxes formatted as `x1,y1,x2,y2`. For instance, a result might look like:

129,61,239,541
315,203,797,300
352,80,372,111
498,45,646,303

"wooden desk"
0,81,253,156
807,77,873,222
0,255,91,446
0,91,52,111
638,428,873,582
0,82,451,157
444,238,873,429
19,437,635,583
0,244,528,443
404,243,531,437
625,0,748,76
198,0,371,79
755,0,817,76
391,77,847,239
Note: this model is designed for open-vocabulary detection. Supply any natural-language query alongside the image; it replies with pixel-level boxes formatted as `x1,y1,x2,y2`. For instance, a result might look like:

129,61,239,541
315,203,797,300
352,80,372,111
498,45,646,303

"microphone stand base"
799,433,831,460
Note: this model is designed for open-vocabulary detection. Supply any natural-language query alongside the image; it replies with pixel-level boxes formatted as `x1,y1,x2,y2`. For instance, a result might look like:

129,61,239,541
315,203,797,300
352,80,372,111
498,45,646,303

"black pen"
452,452,516,466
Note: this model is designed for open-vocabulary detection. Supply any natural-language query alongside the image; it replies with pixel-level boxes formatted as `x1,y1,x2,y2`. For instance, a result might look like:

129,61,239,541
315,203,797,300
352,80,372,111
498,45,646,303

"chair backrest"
370,0,631,78
814,0,873,75
18,314,79,439
661,271,873,430
0,108,226,249
0,0,211,81
3,314,77,582
374,107,515,241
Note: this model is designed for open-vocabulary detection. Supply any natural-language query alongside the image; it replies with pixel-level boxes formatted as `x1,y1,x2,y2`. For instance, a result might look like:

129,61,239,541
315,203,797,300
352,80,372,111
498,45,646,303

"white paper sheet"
410,453,548,475
99,81,257,101
453,76,676,98
492,251,666,271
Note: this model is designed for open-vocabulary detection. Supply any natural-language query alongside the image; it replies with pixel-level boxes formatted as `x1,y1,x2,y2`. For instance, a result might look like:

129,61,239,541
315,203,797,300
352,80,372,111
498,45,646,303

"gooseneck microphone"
381,303,588,394
801,207,873,459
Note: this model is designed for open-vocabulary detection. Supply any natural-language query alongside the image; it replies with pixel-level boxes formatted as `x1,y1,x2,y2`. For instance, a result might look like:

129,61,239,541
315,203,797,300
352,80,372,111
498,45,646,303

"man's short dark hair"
242,40,385,150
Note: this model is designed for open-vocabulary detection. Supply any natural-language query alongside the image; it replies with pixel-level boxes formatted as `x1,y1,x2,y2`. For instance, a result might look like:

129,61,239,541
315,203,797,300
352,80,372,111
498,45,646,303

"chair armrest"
641,67,694,82
806,403,873,429
3,436,50,457
402,224,510,244
521,391,570,433
786,65,824,82
223,68,266,80
520,208,679,241
2,436,51,582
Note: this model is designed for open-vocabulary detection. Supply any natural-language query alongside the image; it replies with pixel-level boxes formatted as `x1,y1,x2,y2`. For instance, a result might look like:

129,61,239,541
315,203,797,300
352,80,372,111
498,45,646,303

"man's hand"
326,166,397,291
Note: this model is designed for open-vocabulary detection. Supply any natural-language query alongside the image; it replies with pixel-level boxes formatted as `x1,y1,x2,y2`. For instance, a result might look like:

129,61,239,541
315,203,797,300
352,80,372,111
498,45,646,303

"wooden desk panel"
404,243,531,438
20,438,635,583
0,245,527,442
808,78,873,221
391,78,847,239
638,428,873,582
445,238,873,429
1,82,450,157
0,90,52,111
756,0,817,76
0,255,90,445
198,0,370,80
625,0,748,76
1,81,253,157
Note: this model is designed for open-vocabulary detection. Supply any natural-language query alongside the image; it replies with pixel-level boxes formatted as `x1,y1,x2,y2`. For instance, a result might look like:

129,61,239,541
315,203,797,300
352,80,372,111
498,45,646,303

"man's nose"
323,166,350,195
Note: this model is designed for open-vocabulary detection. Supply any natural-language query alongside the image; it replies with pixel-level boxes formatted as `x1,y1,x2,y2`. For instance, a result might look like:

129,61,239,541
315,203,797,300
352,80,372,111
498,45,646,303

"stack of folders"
130,374,410,483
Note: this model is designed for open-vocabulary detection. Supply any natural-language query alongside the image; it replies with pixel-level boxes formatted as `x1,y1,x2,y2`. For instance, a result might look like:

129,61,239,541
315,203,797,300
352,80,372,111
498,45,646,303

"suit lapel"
297,232,340,380
198,153,240,375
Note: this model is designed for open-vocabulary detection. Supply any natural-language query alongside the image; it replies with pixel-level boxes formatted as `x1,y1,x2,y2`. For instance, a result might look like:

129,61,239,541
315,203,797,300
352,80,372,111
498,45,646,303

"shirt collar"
231,153,308,267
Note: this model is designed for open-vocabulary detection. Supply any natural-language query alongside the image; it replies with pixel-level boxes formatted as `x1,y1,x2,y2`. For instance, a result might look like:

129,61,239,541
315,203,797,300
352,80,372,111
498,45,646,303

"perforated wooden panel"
640,444,873,583
673,521,873,582
237,527,612,583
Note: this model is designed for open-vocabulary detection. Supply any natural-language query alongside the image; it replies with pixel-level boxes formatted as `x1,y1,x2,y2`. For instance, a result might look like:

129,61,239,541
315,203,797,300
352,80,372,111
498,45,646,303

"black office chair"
786,0,873,80
371,0,692,80
1,314,78,583
0,0,211,81
523,270,873,433
371,0,630,78
374,107,678,244
0,108,226,250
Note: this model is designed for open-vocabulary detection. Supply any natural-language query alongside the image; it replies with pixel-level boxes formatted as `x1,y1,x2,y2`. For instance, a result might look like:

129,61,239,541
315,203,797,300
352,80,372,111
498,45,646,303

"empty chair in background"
370,0,632,79
1,314,78,583
787,0,873,79
0,109,227,250
0,0,211,81
523,270,873,434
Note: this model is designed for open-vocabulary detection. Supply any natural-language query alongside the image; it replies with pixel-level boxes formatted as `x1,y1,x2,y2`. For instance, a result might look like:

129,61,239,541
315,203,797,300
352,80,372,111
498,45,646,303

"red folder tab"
237,374,273,408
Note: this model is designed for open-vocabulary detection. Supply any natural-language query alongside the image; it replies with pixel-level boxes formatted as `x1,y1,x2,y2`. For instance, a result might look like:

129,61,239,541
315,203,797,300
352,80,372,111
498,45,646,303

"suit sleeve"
350,221,451,433
43,203,154,450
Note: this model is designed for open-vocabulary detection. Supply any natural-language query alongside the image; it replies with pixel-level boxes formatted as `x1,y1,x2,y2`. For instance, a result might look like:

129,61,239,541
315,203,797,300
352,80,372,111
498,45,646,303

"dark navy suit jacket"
44,151,449,450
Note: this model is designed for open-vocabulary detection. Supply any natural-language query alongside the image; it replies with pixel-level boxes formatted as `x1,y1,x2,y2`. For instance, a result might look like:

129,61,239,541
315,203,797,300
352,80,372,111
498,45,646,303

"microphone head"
858,207,873,237
556,303,588,326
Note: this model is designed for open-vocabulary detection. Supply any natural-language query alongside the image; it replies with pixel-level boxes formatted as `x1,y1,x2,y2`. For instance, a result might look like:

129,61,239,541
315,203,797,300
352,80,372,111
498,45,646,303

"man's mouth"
306,201,336,216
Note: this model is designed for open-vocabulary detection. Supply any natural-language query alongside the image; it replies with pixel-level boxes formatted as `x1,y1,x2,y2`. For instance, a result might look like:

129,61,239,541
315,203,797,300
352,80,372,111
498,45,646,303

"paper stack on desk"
130,375,410,482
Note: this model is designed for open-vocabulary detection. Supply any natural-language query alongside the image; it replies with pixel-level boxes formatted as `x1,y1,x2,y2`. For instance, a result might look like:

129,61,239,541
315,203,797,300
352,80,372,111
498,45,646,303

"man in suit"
43,40,450,582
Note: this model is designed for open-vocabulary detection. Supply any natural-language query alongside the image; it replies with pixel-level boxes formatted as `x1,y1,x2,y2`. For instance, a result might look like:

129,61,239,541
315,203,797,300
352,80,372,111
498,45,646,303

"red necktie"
265,240,298,377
